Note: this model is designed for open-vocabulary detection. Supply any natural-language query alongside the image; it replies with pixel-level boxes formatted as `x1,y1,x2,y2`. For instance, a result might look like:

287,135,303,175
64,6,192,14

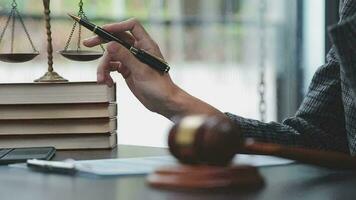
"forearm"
158,85,226,121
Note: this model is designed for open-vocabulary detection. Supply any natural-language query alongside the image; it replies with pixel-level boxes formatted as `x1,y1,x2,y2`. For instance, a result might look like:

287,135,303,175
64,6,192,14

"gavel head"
168,115,242,166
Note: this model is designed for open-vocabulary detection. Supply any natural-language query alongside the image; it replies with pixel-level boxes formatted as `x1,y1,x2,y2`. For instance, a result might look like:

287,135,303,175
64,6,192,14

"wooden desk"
1,145,356,200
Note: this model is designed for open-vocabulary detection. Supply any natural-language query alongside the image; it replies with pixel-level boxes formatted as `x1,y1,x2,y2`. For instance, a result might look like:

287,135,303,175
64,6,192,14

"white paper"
73,155,294,176
75,156,176,176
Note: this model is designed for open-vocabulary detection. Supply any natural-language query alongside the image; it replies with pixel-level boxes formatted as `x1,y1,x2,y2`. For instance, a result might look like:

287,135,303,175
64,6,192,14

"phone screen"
0,147,56,165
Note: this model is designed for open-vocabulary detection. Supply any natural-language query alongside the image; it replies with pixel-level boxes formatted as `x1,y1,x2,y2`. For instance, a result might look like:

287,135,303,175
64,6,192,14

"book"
0,133,117,150
0,118,117,135
0,82,116,104
0,103,117,120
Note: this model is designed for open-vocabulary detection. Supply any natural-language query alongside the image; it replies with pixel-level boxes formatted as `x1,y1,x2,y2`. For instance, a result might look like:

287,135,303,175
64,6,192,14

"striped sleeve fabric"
329,13,356,98
224,0,356,155
225,55,350,154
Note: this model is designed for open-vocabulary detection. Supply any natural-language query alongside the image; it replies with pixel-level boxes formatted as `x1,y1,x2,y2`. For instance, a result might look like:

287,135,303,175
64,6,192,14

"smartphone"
0,147,56,165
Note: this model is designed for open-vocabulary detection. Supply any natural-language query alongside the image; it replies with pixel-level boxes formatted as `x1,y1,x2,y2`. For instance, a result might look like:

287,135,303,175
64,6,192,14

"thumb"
106,41,141,72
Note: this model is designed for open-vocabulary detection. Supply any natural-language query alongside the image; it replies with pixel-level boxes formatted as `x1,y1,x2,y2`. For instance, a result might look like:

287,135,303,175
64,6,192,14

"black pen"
68,14,170,73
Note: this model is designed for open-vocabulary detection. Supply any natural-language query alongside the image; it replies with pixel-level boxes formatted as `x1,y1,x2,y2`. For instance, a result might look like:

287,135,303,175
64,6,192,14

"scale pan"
0,53,39,63
59,50,103,61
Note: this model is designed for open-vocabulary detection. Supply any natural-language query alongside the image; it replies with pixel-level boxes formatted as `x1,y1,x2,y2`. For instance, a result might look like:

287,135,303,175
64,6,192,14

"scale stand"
0,0,105,82
35,0,67,82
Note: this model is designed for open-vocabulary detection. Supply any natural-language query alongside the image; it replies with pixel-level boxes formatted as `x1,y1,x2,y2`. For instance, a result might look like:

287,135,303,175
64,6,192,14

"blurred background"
0,0,336,147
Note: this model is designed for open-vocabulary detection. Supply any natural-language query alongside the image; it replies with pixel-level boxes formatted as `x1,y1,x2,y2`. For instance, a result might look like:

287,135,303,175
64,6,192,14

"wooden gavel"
168,115,356,169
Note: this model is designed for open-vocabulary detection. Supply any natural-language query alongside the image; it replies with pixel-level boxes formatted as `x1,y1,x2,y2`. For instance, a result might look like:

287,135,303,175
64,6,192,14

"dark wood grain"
1,145,356,200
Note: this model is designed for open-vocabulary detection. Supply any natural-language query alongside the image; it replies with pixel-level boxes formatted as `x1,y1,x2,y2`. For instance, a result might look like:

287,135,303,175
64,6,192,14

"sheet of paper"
75,156,176,176
74,155,294,176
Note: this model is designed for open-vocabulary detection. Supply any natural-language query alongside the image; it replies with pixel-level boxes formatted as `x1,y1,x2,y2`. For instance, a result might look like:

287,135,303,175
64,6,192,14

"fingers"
94,18,160,86
84,18,149,47
83,31,135,47
105,41,140,71
83,36,105,47
97,50,115,87
99,18,151,42
97,41,140,86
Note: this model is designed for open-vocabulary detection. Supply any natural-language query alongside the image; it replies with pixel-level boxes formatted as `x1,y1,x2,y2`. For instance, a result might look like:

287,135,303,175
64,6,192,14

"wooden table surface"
1,145,356,200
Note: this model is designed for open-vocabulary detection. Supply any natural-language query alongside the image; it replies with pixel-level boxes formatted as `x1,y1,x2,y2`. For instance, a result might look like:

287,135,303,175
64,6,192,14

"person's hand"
83,18,178,115
83,18,224,120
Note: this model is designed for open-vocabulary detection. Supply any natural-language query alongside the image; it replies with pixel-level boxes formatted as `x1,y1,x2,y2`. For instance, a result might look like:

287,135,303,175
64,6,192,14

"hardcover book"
0,103,117,120
0,82,116,104
0,118,117,135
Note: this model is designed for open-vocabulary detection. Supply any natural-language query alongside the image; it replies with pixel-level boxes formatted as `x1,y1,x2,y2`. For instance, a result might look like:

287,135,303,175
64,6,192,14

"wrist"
158,84,225,121
156,84,184,120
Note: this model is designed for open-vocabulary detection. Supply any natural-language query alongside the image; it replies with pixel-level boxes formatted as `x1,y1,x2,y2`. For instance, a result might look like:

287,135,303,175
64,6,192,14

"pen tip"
67,13,80,21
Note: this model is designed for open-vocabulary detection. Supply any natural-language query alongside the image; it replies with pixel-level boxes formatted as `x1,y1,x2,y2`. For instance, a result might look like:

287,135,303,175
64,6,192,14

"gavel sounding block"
147,164,264,190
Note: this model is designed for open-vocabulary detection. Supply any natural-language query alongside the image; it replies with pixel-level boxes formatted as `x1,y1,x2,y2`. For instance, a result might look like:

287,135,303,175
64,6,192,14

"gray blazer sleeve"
225,1,356,154
225,58,350,153
329,14,356,99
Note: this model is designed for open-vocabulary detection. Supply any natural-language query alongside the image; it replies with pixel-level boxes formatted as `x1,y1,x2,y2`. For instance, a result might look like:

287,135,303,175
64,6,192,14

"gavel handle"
240,142,356,170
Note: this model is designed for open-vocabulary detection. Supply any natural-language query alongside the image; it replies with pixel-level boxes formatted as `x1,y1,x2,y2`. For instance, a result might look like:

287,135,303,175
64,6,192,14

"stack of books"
0,82,117,150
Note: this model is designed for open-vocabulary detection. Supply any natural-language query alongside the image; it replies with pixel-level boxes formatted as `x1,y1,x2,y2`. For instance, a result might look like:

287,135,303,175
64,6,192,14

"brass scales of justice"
0,0,104,82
